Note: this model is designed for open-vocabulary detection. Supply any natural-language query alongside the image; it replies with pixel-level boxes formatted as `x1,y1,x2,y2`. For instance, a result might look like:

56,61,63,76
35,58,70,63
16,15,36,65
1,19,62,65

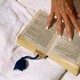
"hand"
47,0,80,41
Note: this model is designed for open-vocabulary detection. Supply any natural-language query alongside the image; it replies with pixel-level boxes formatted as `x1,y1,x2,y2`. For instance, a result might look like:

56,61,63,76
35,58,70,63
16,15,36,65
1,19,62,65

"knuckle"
69,10,73,15
48,16,53,22
66,27,72,34
57,26,62,31
67,7,73,15
75,26,80,31
74,22,79,28
67,30,72,35
50,12,54,17
60,10,65,14
57,22,62,28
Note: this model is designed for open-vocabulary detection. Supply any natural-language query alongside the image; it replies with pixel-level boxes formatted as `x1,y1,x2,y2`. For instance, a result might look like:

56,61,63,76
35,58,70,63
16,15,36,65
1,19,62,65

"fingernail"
78,32,80,36
69,38,72,41
46,26,49,30
58,35,61,38
54,16,57,19
62,20,64,22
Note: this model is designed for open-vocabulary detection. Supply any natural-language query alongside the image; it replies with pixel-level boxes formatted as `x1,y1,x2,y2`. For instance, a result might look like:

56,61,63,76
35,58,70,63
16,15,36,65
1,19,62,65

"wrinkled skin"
47,0,80,41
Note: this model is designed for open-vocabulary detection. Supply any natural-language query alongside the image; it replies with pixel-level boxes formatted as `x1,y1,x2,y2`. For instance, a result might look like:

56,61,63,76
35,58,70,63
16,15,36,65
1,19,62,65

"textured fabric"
0,0,80,80
0,0,66,80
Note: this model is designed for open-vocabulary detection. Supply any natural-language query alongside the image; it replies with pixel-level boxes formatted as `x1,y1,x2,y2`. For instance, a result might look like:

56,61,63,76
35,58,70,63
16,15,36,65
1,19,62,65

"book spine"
34,49,48,59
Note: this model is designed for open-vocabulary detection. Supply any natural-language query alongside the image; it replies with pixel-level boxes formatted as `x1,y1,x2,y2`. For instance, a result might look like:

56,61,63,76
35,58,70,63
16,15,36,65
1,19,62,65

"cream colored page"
47,0,80,64
20,10,57,53
47,31,80,64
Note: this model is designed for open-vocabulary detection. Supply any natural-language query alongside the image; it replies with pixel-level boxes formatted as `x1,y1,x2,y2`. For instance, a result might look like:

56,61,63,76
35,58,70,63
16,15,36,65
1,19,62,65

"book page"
47,30,80,64
47,0,80,64
20,10,57,53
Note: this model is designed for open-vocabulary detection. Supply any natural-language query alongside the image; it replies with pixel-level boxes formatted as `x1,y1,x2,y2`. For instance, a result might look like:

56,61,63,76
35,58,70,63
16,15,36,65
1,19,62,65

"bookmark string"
14,54,48,71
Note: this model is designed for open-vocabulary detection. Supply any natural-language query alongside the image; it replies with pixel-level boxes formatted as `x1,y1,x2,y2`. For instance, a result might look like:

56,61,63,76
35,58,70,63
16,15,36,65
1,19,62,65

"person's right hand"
47,0,80,41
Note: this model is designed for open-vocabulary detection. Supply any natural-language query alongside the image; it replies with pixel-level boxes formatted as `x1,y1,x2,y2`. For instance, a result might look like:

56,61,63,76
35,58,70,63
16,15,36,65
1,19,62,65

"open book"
17,9,80,76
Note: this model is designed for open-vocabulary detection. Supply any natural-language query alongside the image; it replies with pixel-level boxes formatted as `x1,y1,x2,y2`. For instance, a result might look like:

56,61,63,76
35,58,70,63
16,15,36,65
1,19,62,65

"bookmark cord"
14,54,47,71
23,54,39,59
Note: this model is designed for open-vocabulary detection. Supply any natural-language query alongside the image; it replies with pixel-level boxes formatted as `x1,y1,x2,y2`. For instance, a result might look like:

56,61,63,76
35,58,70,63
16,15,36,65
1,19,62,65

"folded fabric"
17,0,51,13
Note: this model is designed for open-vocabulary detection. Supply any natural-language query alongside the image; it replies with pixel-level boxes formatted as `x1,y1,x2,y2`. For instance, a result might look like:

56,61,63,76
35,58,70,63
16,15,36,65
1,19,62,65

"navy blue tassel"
14,54,39,71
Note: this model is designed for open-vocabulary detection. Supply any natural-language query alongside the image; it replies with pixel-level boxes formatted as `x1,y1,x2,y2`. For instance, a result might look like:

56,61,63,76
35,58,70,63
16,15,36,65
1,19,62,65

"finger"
77,14,80,19
57,14,64,38
61,13,73,41
47,12,55,29
46,0,55,30
68,12,80,35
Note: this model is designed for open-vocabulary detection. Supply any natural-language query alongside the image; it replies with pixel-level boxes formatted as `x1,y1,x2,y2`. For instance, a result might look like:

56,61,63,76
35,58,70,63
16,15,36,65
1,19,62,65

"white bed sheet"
0,0,80,80
0,0,66,80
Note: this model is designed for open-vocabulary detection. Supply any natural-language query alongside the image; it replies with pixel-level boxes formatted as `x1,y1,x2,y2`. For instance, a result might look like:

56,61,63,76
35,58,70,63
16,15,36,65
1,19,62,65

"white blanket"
0,0,80,80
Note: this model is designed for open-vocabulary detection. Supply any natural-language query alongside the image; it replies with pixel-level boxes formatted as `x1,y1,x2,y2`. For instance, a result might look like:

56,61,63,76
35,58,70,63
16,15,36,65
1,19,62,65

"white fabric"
62,72,80,80
17,0,51,13
0,0,80,80
0,0,66,80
